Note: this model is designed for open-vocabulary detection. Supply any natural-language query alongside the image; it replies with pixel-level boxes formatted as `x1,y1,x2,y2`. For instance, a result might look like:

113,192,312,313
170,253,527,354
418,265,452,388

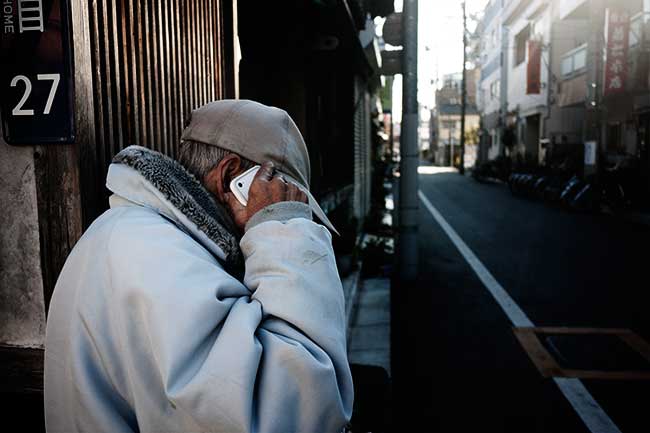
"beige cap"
181,99,338,234
182,100,310,188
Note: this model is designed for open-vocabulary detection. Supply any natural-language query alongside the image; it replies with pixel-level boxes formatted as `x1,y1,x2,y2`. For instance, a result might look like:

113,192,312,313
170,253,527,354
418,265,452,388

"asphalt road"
391,166,650,433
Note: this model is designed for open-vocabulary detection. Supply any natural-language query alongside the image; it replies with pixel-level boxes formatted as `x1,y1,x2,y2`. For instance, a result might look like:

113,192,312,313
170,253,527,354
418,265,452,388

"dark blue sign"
1,0,75,144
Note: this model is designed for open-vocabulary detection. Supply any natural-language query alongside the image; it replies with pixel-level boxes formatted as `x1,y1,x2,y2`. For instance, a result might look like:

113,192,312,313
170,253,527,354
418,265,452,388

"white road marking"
418,189,622,433
418,190,533,327
554,378,623,433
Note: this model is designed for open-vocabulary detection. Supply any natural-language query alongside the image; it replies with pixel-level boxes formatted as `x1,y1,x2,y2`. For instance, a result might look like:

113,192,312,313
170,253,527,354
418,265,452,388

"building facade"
432,72,480,166
476,0,650,198
477,0,506,161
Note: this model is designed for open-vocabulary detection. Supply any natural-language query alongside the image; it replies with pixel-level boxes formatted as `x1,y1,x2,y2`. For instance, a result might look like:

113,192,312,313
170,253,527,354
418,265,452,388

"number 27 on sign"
10,74,60,116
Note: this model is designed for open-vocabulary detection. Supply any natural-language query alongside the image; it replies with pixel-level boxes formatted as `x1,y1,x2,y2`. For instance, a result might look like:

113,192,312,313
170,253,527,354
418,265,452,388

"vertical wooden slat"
170,0,180,155
143,0,155,146
194,0,203,107
101,0,115,163
214,0,223,99
181,0,190,121
157,0,168,155
175,0,185,151
110,0,124,154
182,0,190,112
199,0,207,105
203,0,209,103
161,0,174,156
192,0,199,107
216,0,223,99
186,0,194,109
149,0,161,150
120,0,134,146
206,0,214,101
90,0,105,171
136,0,148,146
183,0,191,113
206,0,213,101
127,0,140,145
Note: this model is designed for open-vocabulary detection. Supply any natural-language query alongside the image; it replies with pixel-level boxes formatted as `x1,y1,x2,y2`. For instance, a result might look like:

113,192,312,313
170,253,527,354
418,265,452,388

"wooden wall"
0,4,236,431
79,0,237,227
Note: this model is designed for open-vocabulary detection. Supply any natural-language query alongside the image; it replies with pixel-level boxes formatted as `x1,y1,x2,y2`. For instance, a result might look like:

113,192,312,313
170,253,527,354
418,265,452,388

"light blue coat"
44,159,353,433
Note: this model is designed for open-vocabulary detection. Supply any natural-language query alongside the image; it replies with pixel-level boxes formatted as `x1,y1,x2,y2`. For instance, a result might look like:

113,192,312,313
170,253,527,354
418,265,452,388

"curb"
344,265,363,345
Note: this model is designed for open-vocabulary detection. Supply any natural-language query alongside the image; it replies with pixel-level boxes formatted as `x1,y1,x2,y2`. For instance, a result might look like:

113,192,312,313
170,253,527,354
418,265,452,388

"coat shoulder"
104,206,218,265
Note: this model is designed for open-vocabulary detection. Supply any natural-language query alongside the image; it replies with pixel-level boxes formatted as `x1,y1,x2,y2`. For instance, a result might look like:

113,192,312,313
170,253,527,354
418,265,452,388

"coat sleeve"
108,212,353,433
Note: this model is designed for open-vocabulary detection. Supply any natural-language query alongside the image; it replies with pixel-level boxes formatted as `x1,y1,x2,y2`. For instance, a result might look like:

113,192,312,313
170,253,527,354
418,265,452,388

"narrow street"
393,165,650,433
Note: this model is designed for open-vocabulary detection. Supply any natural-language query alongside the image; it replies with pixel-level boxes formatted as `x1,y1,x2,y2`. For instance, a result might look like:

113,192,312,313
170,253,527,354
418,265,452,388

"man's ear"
204,153,243,203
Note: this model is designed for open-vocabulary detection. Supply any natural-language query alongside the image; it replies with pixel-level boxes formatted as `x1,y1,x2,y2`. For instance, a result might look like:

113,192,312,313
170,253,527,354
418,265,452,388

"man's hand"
225,161,308,231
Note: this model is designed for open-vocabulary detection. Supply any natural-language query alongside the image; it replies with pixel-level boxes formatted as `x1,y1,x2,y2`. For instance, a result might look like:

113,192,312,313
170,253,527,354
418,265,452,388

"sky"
382,0,489,122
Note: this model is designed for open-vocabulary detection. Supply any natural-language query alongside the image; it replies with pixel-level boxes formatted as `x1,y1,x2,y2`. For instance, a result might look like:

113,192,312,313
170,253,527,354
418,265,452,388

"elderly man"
44,100,353,433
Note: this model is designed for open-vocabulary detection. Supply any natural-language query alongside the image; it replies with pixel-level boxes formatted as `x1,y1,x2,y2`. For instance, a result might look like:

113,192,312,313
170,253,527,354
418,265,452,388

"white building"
502,0,553,166
433,73,480,166
477,0,505,161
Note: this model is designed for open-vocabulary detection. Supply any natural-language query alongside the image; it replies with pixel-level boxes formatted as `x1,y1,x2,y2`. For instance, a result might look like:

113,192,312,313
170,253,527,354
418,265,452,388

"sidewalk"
343,268,392,432
346,277,391,374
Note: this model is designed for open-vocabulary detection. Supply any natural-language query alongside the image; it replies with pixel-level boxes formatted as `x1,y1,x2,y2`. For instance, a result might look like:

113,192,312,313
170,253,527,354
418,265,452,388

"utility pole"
398,0,418,282
459,1,467,175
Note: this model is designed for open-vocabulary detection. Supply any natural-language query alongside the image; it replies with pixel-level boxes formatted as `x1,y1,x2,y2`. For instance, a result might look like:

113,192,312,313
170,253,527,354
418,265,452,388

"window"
560,44,588,77
514,25,530,66
629,12,648,47
573,48,586,70
489,80,500,100
561,56,573,76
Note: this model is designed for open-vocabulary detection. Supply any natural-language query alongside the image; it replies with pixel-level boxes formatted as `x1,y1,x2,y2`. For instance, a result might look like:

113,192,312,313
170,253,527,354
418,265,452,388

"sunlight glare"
417,166,458,175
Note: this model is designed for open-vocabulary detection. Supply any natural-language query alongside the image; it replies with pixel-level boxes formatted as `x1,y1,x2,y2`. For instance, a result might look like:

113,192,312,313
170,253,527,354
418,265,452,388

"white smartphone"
229,165,261,206
229,164,339,235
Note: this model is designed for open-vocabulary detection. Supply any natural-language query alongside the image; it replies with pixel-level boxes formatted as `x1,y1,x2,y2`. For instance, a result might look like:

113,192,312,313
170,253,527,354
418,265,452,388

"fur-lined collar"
111,145,244,277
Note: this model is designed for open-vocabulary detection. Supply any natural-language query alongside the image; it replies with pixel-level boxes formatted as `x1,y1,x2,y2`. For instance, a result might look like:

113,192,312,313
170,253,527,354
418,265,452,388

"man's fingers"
272,175,288,188
255,161,275,182
286,184,297,201
286,183,307,203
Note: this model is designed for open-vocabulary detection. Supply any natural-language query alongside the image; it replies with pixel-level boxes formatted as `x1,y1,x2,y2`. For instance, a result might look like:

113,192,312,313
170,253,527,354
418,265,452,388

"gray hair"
178,140,256,182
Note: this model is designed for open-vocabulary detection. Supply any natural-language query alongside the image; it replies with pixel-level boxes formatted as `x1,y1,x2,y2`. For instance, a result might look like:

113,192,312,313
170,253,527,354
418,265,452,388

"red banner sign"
526,40,542,94
604,9,630,96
